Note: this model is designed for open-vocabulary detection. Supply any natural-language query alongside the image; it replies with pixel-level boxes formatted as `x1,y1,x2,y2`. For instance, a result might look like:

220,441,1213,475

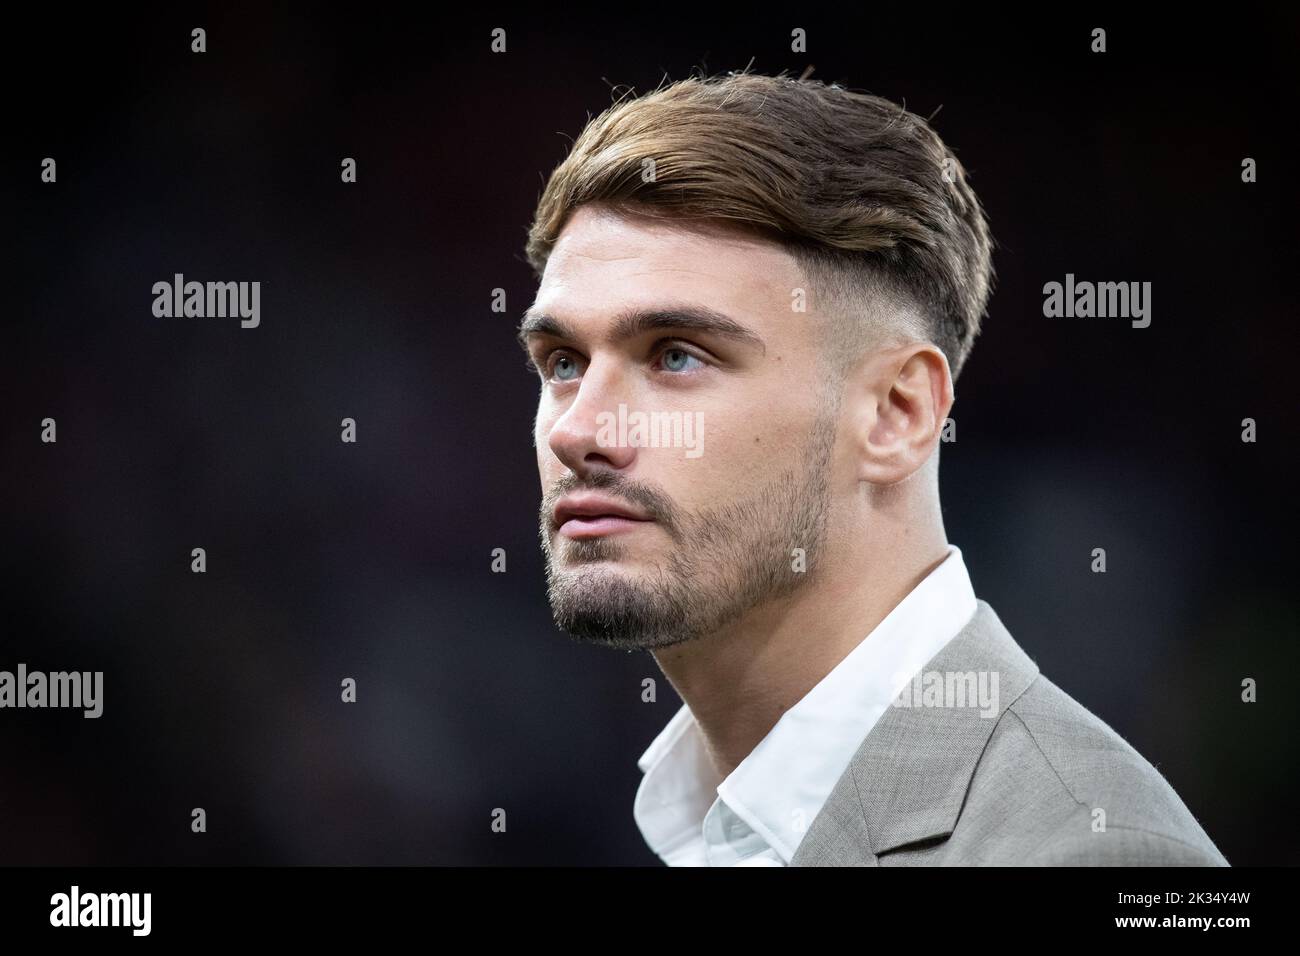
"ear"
853,343,954,485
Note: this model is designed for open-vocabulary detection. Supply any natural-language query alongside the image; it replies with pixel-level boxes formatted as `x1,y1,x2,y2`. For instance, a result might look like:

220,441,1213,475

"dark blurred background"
3,5,1297,865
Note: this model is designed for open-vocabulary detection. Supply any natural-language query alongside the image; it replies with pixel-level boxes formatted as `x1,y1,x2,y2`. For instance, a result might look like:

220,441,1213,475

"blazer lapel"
789,600,1039,866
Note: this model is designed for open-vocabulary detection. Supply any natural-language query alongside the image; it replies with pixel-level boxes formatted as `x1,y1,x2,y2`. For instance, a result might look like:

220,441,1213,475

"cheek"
533,412,555,478
533,399,556,451
721,405,808,462
536,434,559,480
726,404,830,485
654,409,790,505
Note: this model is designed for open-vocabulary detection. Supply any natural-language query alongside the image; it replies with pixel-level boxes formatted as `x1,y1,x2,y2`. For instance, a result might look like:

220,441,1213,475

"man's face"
523,204,846,650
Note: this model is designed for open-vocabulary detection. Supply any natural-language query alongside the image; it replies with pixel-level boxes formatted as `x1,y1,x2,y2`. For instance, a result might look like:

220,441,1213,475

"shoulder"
973,672,1228,865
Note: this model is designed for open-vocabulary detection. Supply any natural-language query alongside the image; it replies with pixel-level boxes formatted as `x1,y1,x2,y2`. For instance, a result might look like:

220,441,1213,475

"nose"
546,358,636,475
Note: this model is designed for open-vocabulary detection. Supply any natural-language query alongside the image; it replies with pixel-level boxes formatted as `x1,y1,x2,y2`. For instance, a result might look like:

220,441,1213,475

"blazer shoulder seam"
1003,704,1089,810
948,674,1049,837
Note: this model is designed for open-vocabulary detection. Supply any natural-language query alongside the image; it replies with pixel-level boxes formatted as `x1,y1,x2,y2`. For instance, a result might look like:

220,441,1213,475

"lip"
554,493,653,538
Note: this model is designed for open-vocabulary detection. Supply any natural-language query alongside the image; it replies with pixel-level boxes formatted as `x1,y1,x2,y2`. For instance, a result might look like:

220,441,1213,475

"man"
516,71,1227,866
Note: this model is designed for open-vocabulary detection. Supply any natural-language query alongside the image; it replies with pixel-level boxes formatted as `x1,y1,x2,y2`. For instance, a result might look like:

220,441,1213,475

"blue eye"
661,347,703,373
537,344,705,383
551,354,581,381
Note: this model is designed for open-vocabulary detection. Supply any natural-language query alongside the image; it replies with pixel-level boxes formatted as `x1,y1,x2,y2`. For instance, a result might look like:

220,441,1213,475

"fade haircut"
524,69,996,382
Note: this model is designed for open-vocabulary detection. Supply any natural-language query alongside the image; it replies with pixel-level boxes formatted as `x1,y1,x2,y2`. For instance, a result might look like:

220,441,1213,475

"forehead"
533,205,808,337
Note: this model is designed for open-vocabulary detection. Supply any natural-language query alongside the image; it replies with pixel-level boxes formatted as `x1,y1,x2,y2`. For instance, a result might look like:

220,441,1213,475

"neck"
649,502,949,782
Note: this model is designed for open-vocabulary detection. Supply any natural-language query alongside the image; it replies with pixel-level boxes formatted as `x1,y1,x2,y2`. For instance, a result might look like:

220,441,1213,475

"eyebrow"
515,305,766,355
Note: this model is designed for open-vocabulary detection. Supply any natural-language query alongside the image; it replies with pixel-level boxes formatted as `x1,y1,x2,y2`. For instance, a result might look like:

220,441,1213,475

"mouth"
553,493,655,540
556,514,653,540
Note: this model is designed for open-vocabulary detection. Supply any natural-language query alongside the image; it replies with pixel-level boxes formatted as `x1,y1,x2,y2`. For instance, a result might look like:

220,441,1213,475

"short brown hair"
525,70,996,380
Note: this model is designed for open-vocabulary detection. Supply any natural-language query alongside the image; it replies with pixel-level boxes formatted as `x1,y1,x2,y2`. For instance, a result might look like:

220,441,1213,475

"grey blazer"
789,601,1228,866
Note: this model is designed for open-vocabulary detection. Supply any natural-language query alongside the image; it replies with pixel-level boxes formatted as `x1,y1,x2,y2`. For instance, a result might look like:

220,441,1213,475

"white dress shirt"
632,544,979,866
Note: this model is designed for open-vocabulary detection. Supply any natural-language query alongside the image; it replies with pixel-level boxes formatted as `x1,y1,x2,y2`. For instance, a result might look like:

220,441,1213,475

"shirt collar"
633,544,978,864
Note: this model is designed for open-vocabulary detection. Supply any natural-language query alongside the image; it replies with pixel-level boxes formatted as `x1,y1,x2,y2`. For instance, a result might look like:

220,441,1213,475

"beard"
538,406,839,651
